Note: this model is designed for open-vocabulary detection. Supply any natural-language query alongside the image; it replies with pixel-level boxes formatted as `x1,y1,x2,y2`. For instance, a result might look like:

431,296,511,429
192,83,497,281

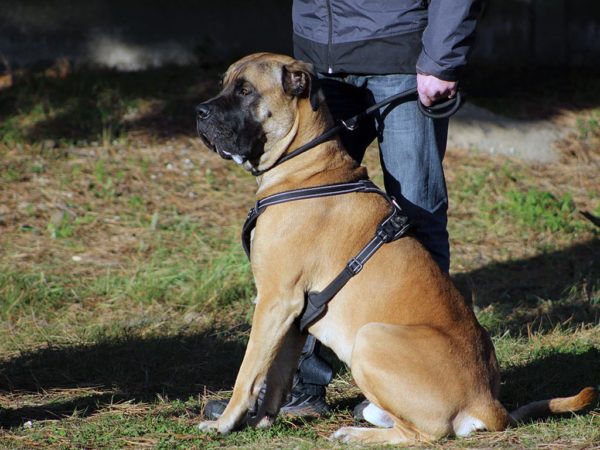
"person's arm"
416,0,482,106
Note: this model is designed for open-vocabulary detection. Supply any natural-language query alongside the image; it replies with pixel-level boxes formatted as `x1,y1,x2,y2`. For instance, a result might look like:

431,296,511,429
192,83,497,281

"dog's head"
195,53,324,173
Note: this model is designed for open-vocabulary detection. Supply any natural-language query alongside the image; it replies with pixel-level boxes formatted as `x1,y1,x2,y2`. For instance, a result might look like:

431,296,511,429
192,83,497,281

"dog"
194,52,597,444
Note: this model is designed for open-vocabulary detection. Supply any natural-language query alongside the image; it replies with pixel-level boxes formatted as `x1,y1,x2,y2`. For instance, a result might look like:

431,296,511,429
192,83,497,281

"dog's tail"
509,386,598,423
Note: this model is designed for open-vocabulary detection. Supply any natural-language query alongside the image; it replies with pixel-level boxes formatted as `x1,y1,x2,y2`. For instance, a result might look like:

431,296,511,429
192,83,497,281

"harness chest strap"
242,180,385,258
241,179,412,332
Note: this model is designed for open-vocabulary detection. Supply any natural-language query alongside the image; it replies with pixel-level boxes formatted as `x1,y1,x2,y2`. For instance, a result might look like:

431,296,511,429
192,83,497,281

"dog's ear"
282,60,321,111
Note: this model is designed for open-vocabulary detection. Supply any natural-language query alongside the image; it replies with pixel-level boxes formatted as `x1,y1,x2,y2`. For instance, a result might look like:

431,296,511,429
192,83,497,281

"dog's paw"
199,418,238,435
198,420,219,433
329,426,362,443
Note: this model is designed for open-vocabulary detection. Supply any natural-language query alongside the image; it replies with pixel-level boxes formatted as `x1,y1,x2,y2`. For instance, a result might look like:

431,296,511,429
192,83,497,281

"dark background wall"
1,0,599,70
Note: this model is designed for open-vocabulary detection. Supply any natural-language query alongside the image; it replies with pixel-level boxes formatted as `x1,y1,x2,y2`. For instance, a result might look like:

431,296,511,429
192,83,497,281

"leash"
241,179,411,332
251,88,463,176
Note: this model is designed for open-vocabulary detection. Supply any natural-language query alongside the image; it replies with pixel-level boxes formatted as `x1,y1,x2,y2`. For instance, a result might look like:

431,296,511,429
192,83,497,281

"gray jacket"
292,0,482,80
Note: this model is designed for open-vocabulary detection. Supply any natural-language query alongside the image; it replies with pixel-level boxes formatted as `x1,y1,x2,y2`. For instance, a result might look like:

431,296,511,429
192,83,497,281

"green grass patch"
88,242,253,310
576,112,600,140
0,270,78,319
498,189,584,233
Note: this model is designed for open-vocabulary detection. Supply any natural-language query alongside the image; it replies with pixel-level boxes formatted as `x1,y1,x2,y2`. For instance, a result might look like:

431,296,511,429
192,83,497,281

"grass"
0,64,599,448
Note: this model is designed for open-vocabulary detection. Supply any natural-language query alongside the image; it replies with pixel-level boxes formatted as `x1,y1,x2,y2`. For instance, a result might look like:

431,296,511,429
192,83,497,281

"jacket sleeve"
416,0,482,81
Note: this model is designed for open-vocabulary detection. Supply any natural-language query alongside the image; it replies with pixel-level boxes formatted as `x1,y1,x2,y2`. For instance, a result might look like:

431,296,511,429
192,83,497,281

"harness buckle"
340,118,359,131
376,227,392,243
347,258,363,275
378,211,410,243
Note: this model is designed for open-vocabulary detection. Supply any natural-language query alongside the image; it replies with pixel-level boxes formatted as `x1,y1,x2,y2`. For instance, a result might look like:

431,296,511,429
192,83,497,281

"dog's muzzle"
195,103,220,154
196,104,248,164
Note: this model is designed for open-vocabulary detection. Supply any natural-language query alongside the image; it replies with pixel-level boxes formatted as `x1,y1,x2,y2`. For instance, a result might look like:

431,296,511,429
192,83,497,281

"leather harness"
238,87,462,331
241,179,411,332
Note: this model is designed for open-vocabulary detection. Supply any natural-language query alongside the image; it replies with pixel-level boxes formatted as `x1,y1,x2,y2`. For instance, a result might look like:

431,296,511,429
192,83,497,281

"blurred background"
1,0,599,154
1,0,599,70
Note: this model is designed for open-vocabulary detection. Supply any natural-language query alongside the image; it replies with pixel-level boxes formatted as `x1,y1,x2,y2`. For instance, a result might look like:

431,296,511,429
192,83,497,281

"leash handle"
418,91,463,119
346,88,463,128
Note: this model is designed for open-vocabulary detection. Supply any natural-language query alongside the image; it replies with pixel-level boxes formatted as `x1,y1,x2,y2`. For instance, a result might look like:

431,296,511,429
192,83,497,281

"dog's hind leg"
332,322,482,443
332,398,426,444
331,420,423,444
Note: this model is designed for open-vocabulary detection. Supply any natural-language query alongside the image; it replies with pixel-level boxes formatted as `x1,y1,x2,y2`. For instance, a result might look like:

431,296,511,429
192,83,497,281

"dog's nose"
196,103,212,120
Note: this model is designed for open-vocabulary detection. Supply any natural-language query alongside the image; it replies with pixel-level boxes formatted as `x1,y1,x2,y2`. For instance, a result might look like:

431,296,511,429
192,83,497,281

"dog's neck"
255,100,367,199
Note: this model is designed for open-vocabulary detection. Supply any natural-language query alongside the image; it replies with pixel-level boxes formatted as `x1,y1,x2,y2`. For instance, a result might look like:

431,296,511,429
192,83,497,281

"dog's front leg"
248,324,306,429
199,289,305,434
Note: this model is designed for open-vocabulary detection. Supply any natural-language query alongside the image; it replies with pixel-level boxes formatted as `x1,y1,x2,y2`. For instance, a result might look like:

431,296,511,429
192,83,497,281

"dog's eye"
238,86,252,96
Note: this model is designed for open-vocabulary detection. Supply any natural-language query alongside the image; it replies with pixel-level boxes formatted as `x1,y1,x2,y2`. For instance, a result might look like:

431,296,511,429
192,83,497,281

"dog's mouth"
220,149,247,165
196,123,217,151
196,127,249,165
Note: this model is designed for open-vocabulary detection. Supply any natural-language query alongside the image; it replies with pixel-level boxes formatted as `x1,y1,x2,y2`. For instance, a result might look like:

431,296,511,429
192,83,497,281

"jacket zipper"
326,0,333,73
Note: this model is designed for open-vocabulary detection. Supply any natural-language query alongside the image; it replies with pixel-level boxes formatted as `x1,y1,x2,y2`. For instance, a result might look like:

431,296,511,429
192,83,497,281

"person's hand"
416,74,457,107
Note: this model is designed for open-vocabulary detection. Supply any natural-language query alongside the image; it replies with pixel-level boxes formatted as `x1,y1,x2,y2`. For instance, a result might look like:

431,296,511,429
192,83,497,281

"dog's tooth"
232,155,244,165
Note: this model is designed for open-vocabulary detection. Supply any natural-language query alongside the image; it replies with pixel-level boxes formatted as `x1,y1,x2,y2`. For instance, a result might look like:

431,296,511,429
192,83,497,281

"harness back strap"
241,179,411,331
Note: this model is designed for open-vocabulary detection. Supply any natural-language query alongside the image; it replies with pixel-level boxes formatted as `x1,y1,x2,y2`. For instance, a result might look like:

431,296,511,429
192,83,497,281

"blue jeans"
320,73,450,272
296,74,450,397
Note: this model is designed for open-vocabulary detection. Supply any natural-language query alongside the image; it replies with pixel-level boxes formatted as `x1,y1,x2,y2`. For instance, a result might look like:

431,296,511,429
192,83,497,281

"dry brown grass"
0,137,250,271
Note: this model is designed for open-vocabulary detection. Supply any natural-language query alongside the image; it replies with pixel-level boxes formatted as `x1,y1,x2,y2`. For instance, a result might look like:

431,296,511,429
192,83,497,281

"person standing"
284,0,482,418
206,0,482,421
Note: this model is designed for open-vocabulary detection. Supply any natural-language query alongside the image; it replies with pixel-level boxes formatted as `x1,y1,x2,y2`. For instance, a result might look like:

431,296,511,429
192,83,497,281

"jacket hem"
293,31,423,75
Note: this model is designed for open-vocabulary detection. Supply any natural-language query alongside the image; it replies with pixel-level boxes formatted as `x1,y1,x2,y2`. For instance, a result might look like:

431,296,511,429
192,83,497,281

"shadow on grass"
0,239,598,428
0,63,224,146
500,348,600,411
2,65,600,148
454,238,600,334
0,329,246,428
